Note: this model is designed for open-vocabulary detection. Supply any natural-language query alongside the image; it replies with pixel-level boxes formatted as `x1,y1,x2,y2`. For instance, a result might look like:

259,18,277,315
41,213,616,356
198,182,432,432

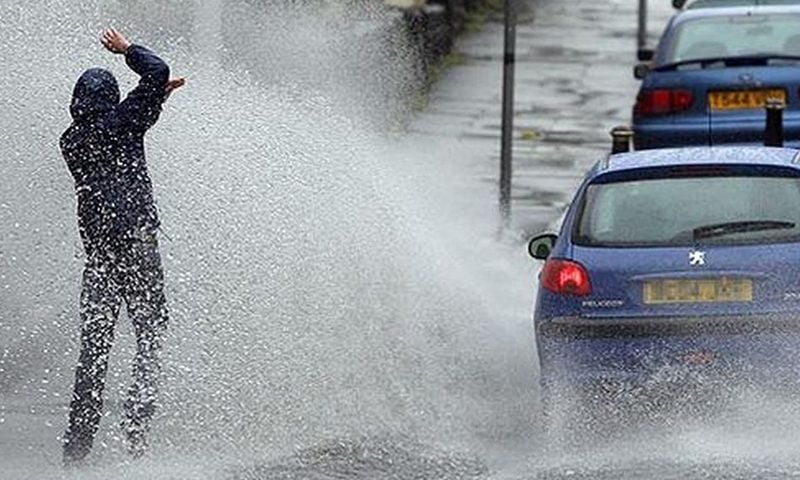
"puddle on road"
229,436,488,480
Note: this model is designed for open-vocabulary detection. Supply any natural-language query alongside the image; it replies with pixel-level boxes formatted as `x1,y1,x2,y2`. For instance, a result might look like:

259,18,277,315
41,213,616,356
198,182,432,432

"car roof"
688,0,800,9
674,3,800,23
601,147,800,173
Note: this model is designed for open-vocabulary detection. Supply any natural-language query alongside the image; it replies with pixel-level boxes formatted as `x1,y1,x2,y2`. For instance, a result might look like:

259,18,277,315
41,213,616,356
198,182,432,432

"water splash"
0,1,538,478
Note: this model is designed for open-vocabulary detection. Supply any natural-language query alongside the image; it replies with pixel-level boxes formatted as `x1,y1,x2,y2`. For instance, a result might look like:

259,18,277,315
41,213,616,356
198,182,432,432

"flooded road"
3,0,800,479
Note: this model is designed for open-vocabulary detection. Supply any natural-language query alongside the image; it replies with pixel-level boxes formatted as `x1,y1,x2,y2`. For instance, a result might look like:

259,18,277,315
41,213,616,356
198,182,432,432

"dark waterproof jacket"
61,45,169,251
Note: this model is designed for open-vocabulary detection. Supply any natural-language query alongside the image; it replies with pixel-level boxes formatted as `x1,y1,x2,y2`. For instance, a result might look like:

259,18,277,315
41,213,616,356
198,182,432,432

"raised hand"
101,28,131,54
165,77,186,94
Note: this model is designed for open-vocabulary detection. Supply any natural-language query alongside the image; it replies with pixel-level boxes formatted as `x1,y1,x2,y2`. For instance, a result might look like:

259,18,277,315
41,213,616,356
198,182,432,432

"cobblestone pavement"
410,0,673,236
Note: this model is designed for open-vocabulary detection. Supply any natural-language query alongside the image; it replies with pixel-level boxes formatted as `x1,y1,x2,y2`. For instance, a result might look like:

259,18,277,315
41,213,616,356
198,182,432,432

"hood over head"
70,68,120,121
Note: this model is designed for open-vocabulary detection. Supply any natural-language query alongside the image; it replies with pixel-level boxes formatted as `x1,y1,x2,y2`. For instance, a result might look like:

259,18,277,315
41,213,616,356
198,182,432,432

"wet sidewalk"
409,0,674,236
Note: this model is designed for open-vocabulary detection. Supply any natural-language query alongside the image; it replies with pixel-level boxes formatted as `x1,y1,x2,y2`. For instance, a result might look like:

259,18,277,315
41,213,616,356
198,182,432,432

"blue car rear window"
669,14,800,63
576,175,800,247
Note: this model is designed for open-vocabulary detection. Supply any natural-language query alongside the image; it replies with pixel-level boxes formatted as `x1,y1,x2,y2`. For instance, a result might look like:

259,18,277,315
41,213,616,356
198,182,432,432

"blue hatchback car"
529,146,800,418
633,6,800,149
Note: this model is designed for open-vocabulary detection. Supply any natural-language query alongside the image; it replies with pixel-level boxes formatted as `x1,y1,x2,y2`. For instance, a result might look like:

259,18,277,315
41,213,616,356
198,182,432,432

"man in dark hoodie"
60,28,184,464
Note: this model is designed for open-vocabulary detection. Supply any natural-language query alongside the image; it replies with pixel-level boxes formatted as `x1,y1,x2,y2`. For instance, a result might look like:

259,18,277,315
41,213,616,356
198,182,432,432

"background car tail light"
634,89,694,116
540,259,592,296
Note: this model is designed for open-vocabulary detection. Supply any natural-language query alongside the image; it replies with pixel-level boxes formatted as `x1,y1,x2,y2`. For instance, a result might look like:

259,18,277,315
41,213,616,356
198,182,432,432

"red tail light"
634,89,694,116
540,259,592,296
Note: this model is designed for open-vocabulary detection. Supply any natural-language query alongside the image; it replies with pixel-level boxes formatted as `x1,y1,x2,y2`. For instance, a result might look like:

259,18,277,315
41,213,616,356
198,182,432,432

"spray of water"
0,1,538,478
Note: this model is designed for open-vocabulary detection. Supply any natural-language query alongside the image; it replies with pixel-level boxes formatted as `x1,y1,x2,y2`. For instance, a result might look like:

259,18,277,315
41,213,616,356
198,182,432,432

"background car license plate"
643,278,753,304
708,89,785,111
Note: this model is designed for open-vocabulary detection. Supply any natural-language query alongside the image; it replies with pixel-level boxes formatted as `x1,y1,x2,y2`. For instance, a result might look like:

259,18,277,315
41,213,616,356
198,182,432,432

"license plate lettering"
699,281,716,301
709,89,785,111
644,278,752,304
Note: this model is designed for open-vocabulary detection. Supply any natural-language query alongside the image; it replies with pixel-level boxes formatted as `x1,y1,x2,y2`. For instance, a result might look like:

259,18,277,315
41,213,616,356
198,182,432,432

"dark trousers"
63,233,168,462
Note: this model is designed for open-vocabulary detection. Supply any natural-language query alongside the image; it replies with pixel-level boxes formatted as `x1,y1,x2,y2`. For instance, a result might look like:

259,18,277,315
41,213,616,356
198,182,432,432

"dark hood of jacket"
70,68,120,121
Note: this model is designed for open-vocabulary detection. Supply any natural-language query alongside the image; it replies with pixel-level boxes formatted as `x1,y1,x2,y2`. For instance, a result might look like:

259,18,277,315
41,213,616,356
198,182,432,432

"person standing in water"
60,28,184,464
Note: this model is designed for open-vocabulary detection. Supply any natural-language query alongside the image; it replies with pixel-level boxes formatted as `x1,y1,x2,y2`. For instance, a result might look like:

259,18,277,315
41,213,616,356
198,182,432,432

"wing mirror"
672,0,687,8
528,233,558,260
633,63,651,80
637,48,654,62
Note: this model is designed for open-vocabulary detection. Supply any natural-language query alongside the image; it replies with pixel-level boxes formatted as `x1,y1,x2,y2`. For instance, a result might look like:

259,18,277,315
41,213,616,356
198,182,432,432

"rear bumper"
539,313,800,338
633,117,800,150
633,122,710,150
536,313,800,386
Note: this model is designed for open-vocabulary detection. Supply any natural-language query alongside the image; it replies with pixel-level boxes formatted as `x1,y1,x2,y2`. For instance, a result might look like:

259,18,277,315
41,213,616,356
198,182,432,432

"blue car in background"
528,147,800,425
633,6,800,149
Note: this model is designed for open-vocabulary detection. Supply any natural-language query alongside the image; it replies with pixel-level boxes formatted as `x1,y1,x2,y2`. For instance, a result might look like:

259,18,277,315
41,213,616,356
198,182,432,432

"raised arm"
101,29,170,133
118,44,170,132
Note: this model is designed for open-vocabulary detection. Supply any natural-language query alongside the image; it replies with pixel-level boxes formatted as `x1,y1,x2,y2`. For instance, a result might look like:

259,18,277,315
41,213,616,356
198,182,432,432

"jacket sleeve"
113,44,170,133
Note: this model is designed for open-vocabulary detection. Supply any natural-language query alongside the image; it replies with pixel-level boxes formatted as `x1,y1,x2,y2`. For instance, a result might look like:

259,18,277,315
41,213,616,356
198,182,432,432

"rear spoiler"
592,162,800,186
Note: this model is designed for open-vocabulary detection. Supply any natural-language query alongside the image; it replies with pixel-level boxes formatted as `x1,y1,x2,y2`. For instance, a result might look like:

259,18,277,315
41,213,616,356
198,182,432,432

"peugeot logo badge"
689,250,706,266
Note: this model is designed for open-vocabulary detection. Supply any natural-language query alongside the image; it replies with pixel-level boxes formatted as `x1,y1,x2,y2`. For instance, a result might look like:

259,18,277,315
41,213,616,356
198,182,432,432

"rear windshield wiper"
655,54,800,72
693,220,796,240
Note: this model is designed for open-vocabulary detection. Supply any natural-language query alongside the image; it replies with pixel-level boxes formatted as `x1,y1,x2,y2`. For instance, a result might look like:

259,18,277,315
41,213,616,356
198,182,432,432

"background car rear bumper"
633,122,711,149
633,116,800,150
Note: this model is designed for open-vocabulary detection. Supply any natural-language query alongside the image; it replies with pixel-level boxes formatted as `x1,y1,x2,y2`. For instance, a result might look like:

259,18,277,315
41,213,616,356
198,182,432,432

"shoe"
121,418,150,459
62,437,91,468
127,426,149,459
